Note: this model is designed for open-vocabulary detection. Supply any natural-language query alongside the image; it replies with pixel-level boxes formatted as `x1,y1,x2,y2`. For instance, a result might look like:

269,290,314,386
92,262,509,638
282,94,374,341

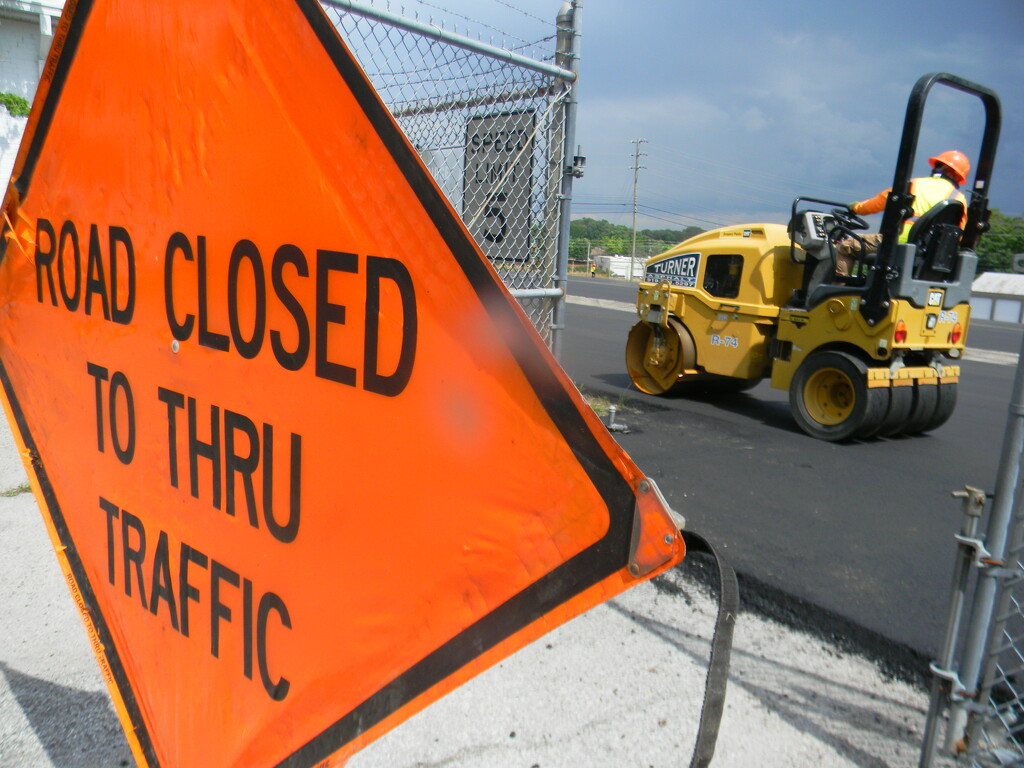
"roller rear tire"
854,387,891,439
903,383,939,435
924,382,957,432
877,385,915,437
789,351,886,442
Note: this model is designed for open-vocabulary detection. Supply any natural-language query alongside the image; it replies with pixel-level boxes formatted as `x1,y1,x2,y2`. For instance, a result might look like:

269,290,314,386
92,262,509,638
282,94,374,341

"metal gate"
320,0,582,357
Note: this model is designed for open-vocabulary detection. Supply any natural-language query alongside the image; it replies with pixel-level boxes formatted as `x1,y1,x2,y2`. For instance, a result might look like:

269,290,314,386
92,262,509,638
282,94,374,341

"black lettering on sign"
149,530,179,631
256,591,291,701
211,561,239,659
108,226,136,324
262,428,301,544
164,232,196,340
85,224,110,320
364,255,417,397
99,497,291,701
196,235,231,351
34,218,135,324
179,543,208,639
187,394,222,509
228,239,267,359
224,410,259,526
87,363,136,465
161,234,417,395
121,507,148,610
270,244,311,371
101,496,120,586
33,218,57,305
315,249,358,386
157,388,302,544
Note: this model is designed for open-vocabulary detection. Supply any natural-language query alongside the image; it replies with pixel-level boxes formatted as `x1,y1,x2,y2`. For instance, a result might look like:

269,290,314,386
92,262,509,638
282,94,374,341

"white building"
972,272,1024,324
595,254,645,280
0,0,64,184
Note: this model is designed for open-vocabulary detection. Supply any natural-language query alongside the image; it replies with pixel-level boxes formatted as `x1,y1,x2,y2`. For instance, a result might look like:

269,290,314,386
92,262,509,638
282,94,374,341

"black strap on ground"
681,529,739,768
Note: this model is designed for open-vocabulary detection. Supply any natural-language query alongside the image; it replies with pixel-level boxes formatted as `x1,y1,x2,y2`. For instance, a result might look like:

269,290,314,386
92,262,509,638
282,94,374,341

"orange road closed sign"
0,1,685,765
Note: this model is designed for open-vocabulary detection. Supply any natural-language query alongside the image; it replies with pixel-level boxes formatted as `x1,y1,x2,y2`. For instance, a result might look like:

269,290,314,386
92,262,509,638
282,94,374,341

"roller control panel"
791,211,834,251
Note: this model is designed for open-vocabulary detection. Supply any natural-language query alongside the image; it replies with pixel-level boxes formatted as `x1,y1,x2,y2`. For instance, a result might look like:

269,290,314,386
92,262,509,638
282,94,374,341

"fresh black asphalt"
561,276,1021,673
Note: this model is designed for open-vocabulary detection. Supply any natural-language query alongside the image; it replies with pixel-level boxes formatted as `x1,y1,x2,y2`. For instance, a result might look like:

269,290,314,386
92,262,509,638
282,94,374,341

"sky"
388,0,1022,232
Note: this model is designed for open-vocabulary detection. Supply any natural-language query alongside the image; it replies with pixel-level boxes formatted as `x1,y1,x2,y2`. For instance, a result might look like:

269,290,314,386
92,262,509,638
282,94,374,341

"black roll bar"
861,72,1002,325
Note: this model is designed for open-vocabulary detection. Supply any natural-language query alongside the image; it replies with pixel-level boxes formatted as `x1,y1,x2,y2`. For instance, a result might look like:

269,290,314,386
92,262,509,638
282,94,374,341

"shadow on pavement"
0,661,132,767
611,566,931,768
586,373,802,436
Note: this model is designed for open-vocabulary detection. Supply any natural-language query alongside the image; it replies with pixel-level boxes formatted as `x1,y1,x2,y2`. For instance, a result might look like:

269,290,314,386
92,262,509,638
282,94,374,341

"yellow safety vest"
899,176,967,243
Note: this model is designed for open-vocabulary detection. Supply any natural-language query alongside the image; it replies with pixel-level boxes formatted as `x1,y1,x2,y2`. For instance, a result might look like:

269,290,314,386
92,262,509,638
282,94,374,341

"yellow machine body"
627,222,971,440
771,295,968,392
626,73,996,440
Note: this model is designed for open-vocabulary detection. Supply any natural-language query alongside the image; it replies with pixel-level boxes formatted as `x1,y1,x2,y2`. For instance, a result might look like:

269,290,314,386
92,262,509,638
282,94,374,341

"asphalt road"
561,275,1022,658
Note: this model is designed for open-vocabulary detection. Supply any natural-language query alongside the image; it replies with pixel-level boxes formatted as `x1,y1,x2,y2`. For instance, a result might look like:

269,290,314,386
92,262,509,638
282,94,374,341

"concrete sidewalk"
0,418,952,767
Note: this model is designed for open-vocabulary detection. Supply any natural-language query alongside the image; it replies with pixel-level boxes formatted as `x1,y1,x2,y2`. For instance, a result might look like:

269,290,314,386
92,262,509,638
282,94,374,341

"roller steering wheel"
830,207,869,234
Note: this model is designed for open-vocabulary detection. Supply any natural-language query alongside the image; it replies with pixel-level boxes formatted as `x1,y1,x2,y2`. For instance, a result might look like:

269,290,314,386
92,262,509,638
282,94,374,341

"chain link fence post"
920,486,986,767
550,0,581,361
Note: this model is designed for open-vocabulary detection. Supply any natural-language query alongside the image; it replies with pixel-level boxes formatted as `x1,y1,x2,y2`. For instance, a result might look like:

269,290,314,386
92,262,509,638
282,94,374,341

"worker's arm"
850,188,890,216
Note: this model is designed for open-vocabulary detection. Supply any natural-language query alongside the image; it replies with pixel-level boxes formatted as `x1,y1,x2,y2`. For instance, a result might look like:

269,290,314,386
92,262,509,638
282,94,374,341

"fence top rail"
321,0,577,83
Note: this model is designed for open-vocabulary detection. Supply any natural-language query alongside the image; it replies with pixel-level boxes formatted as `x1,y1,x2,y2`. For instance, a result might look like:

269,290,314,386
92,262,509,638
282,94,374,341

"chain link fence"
320,0,580,352
922,348,1024,768
960,528,1024,767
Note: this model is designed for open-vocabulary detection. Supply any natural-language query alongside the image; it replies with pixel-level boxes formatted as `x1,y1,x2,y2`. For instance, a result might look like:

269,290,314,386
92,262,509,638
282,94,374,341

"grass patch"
581,390,637,417
1,481,31,497
583,392,614,416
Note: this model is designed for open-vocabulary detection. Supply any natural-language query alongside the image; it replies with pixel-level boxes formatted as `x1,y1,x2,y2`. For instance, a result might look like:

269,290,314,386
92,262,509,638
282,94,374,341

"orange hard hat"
929,150,970,186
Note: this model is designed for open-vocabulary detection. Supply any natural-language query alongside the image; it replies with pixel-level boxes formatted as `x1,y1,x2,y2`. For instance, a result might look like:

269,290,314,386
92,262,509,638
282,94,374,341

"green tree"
639,226,703,244
570,218,704,258
568,238,588,259
570,217,630,242
976,209,1024,272
604,235,629,255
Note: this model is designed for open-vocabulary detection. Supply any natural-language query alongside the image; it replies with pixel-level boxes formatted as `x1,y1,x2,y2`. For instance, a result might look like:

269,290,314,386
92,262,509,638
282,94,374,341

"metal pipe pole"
946,330,1024,750
322,0,576,83
920,487,986,767
629,138,646,282
551,0,581,362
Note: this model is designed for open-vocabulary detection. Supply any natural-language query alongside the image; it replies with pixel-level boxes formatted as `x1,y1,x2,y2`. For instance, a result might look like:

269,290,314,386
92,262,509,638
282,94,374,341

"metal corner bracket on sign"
628,477,685,578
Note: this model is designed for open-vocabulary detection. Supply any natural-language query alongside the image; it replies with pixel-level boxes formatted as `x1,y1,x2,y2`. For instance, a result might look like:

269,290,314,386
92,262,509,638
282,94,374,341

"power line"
487,0,551,25
396,0,557,52
573,195,729,228
573,205,725,230
637,204,726,228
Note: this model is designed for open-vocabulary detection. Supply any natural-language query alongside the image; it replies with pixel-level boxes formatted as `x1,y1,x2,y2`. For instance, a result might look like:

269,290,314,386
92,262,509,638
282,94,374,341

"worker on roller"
835,150,970,276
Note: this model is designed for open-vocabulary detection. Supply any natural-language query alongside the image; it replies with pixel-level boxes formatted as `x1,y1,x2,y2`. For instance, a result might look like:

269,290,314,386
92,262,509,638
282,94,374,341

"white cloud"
383,0,1024,221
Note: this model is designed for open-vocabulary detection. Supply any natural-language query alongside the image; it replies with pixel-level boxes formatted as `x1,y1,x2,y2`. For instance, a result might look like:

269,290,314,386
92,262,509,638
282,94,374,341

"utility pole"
630,138,647,281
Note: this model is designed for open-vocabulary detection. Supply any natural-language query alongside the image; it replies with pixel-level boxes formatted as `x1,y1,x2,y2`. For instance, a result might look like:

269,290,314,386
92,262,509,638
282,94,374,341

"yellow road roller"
625,73,1001,441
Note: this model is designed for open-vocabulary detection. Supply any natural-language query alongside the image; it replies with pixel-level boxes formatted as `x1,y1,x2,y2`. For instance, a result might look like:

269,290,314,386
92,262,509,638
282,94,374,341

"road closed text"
30,212,426,706
33,219,418,397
